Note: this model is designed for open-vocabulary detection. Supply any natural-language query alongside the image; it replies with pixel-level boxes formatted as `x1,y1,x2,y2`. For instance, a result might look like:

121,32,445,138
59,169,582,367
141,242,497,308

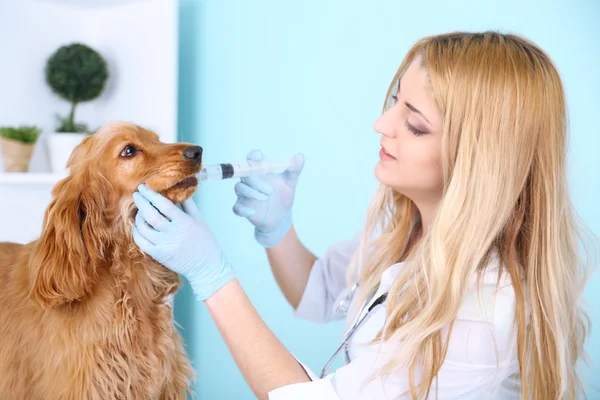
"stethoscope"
319,283,388,378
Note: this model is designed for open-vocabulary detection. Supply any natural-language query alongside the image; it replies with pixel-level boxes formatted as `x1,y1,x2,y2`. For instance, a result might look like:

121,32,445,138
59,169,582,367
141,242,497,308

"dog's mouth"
169,175,198,190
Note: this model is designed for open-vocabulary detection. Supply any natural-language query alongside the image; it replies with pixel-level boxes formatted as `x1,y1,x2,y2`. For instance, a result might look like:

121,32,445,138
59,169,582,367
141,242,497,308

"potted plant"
0,126,41,172
45,42,109,172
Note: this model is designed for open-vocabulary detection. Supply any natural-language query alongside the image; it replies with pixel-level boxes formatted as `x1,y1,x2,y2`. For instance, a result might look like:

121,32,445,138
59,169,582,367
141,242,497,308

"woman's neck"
399,218,423,263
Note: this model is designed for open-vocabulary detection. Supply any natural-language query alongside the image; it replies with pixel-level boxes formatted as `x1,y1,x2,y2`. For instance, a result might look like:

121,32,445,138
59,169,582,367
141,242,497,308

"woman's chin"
374,162,396,186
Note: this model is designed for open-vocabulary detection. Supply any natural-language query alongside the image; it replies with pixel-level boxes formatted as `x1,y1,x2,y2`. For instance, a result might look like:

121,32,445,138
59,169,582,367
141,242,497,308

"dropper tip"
197,169,208,181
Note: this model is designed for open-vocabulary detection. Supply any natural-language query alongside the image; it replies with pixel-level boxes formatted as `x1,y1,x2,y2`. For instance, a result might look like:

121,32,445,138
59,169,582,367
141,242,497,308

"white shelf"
0,172,68,186
28,0,151,9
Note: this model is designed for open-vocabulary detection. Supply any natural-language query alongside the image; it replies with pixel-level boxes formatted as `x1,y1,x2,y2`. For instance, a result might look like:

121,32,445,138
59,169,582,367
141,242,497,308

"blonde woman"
132,31,594,399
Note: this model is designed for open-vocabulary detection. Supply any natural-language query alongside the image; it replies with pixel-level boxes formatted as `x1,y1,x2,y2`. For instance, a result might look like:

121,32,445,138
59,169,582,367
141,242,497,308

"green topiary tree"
45,43,109,133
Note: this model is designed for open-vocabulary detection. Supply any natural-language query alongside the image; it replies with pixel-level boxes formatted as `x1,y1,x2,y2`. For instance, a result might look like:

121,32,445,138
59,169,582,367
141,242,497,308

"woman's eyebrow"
397,77,431,125
405,101,431,125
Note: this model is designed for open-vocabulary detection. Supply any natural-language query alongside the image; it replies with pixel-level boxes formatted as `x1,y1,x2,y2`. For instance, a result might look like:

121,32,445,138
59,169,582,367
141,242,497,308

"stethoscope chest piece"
332,283,358,318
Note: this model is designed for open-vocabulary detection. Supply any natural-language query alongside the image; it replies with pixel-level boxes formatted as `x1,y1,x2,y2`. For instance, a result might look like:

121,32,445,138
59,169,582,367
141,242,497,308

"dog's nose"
183,146,203,164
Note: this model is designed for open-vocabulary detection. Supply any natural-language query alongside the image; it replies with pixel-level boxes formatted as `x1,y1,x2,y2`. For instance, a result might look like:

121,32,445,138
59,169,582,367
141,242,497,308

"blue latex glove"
132,184,235,301
232,149,304,248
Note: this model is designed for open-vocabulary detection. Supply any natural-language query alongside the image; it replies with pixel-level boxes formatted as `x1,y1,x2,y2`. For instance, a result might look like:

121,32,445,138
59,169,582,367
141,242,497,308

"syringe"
197,158,294,182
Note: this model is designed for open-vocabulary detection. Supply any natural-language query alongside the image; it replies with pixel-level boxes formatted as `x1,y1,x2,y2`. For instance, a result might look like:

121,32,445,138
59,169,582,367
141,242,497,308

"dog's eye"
120,145,138,158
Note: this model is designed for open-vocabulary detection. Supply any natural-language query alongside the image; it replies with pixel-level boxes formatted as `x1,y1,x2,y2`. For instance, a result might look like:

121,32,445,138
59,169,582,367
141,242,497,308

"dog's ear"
29,160,112,308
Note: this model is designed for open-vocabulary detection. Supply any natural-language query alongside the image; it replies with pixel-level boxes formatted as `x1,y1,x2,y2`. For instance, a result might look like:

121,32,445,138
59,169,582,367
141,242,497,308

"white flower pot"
46,132,88,173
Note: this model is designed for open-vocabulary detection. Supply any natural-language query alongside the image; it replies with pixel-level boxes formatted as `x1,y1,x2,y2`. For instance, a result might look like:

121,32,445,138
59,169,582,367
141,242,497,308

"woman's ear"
28,167,112,309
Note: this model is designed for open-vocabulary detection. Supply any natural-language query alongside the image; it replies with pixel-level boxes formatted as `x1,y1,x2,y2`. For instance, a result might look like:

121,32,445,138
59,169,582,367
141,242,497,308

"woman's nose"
373,108,397,138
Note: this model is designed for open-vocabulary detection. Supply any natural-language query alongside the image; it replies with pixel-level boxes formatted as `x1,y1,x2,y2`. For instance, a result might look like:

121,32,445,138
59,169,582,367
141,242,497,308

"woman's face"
374,56,444,207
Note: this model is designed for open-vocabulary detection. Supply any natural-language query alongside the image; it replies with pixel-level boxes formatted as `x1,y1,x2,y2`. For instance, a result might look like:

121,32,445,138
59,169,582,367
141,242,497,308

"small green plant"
0,126,41,144
45,43,109,133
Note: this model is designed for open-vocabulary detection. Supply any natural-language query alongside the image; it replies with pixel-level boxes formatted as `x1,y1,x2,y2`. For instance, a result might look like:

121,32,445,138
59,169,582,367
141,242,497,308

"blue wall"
175,1,600,398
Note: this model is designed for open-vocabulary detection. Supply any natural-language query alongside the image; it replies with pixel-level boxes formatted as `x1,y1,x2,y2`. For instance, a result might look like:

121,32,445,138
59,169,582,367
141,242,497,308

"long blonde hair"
347,31,595,399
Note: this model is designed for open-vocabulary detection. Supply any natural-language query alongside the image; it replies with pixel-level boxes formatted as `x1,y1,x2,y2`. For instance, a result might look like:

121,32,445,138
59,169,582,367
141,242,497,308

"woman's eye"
120,145,137,158
404,120,428,136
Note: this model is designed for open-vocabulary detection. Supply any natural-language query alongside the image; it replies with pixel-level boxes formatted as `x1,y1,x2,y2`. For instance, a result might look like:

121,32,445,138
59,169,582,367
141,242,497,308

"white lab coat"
268,231,522,399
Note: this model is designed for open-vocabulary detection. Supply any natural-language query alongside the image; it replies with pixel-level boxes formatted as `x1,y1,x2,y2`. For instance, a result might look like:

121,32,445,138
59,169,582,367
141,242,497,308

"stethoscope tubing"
319,293,388,378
